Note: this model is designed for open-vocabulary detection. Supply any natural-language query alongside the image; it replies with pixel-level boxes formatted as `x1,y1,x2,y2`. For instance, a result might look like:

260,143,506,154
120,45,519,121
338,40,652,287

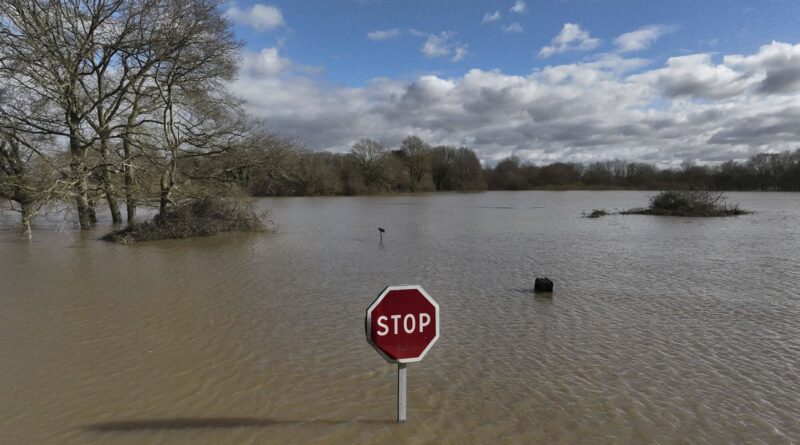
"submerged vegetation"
584,209,609,218
622,190,750,217
102,196,266,244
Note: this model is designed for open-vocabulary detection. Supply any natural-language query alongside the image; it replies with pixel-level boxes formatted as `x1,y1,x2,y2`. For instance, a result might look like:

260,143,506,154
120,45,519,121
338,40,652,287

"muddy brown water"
1,191,799,444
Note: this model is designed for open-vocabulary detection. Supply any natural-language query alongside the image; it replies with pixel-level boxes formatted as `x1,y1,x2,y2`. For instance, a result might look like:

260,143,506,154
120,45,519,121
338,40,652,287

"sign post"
397,363,407,422
365,285,440,423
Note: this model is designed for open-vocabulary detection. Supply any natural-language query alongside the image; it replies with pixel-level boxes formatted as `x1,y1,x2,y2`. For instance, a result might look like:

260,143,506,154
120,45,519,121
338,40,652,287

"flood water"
1,191,799,444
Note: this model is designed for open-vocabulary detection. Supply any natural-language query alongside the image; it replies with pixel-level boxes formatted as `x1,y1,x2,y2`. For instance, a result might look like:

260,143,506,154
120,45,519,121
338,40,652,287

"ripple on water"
0,191,799,444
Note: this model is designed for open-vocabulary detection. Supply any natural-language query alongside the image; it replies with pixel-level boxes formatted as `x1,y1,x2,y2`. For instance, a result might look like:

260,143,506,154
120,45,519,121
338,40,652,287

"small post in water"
397,363,407,423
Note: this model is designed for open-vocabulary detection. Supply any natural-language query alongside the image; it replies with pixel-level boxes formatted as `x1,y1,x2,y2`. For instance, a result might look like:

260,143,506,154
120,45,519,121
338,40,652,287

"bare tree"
146,0,241,215
351,138,389,190
1,0,245,230
0,0,127,229
400,135,431,191
79,0,153,224
0,128,65,236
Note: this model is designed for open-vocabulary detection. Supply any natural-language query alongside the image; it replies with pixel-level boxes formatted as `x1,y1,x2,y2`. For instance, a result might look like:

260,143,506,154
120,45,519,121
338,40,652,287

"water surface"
1,192,799,444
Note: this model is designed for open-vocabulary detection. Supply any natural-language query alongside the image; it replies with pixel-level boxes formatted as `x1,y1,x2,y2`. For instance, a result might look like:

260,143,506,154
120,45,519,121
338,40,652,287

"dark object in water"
534,277,554,293
378,227,386,233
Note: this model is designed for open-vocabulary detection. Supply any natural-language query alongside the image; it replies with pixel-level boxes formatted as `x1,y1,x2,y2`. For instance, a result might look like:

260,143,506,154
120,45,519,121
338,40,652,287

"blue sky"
224,1,800,165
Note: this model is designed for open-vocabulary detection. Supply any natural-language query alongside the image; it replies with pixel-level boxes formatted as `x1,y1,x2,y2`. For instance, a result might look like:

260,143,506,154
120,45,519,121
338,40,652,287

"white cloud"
241,47,292,76
231,41,800,165
725,41,800,94
224,4,284,31
615,25,671,53
366,28,467,61
482,11,501,24
420,31,467,62
503,23,524,33
510,0,526,14
367,28,402,41
239,47,323,78
422,32,453,58
452,44,469,62
632,54,750,99
539,23,600,58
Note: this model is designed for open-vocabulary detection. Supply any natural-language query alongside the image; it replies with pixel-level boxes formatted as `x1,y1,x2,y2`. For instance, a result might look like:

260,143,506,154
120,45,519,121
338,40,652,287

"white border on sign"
365,285,440,364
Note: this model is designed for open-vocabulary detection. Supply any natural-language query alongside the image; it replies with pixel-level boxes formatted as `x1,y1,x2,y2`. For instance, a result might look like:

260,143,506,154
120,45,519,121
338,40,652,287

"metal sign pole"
397,363,407,423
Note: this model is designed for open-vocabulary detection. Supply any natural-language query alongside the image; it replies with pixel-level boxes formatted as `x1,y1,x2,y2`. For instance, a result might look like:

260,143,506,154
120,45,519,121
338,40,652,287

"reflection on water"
1,191,799,444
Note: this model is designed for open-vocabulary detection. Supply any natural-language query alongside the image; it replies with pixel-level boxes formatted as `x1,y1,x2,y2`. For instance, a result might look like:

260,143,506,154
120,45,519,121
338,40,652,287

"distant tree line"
243,140,800,196
243,135,486,196
483,150,800,191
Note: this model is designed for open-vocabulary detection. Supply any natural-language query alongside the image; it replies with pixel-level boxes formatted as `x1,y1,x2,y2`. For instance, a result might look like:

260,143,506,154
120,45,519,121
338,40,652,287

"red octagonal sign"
366,285,440,363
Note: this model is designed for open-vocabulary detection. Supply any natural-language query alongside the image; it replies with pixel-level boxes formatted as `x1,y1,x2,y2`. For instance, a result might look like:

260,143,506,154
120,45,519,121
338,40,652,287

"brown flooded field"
1,191,799,444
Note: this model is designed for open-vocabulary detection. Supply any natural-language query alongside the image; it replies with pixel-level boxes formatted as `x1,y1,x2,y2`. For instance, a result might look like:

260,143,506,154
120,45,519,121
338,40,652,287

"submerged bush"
103,196,268,244
622,190,750,217
584,209,609,218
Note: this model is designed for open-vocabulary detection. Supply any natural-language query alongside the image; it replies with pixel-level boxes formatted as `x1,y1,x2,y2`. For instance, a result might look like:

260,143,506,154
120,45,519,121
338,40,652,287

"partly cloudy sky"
225,0,800,166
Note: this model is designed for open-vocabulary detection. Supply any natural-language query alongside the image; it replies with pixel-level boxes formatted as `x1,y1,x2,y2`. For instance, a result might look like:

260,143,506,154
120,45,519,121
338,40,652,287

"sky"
223,0,800,165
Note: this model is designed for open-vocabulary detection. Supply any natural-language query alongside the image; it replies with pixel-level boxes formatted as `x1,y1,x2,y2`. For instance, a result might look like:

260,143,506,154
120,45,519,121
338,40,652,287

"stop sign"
365,285,440,363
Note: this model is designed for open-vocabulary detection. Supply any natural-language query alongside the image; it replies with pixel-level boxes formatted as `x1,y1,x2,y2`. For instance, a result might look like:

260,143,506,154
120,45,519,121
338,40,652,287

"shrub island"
584,209,609,218
102,197,267,244
621,190,751,217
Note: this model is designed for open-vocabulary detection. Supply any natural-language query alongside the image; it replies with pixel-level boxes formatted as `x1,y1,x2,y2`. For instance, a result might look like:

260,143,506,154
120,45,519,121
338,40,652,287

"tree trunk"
159,166,174,216
104,182,122,224
87,192,98,224
95,68,122,224
99,133,122,224
122,87,143,228
124,162,137,226
20,201,33,238
71,159,92,230
123,123,137,226
68,109,92,230
159,187,169,215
